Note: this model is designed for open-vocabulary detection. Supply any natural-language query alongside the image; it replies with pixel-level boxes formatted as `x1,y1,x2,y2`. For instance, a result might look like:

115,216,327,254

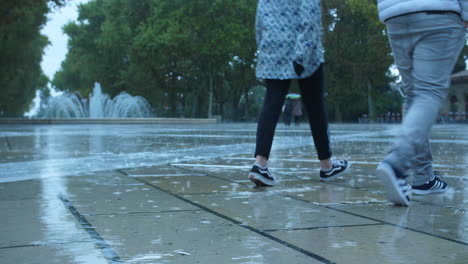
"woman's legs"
294,115,301,126
251,67,348,184
298,65,333,170
254,79,290,166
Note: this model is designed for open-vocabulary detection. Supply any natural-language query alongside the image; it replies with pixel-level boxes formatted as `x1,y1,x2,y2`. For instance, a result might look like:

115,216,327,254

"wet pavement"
0,123,467,263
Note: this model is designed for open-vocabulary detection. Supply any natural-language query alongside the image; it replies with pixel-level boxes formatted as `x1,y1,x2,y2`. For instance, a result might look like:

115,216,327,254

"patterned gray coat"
255,0,324,80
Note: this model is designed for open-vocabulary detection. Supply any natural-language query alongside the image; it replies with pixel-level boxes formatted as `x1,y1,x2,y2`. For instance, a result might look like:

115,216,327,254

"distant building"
442,70,468,116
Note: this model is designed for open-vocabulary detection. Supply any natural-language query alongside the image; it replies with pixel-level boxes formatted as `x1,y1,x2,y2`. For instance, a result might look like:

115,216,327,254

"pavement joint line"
58,194,123,264
82,209,203,217
222,157,468,170
171,163,467,209
170,163,365,191
177,191,254,196
170,163,251,169
282,194,468,247
0,240,95,250
127,173,206,177
169,161,365,189
122,155,468,247
5,136,12,151
262,223,385,233
118,170,336,264
167,164,468,246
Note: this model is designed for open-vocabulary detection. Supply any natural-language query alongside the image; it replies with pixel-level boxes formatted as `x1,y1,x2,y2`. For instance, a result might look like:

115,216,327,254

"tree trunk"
208,74,213,119
367,79,374,122
169,80,177,117
334,104,342,122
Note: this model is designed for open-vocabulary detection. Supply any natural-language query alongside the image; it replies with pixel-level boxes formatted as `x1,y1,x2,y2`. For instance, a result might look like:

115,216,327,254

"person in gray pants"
376,0,467,206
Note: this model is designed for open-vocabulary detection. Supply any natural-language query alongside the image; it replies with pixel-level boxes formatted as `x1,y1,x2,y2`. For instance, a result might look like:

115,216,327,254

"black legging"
255,64,332,160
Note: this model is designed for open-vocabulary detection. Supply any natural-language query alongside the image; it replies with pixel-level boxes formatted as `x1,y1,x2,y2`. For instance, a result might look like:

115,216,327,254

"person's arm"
293,0,323,73
255,7,265,48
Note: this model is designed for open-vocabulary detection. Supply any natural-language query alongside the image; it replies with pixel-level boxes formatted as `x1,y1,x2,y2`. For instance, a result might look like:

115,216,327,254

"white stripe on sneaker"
258,168,271,177
324,166,340,176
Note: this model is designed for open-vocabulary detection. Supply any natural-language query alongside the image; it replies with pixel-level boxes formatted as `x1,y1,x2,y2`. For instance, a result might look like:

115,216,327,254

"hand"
293,61,305,77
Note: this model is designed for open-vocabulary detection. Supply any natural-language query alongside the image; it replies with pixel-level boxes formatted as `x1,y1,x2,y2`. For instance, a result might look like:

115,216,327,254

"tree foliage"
0,0,61,116
53,0,258,119
322,0,398,121
53,0,405,121
5,0,456,121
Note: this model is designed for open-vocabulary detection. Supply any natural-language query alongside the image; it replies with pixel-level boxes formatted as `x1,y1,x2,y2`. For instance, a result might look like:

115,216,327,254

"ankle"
255,155,268,167
320,159,332,171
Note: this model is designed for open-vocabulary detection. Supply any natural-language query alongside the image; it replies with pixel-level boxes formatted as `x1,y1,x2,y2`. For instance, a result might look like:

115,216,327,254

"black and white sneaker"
377,161,411,206
412,172,447,195
248,164,277,187
319,159,350,182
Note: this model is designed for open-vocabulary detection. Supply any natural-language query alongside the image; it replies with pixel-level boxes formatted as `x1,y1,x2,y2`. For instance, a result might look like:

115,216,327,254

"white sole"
320,162,351,182
412,188,447,195
377,162,410,206
248,172,277,186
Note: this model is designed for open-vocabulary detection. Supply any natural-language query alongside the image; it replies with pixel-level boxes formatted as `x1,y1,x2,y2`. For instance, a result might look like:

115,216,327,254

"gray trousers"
384,12,466,186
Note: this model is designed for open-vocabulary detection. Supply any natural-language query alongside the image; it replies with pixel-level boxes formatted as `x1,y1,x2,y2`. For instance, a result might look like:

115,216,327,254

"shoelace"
333,160,346,167
427,171,441,184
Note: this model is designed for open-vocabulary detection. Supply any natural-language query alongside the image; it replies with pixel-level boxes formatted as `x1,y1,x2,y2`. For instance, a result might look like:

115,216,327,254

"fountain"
37,83,152,118
1,83,216,124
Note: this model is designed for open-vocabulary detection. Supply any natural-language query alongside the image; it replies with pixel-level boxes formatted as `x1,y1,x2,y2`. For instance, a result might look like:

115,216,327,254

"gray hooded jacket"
378,0,468,22
255,0,324,80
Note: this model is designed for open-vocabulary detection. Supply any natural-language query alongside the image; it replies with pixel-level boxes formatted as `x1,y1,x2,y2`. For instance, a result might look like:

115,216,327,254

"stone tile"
180,192,378,230
87,211,322,264
328,202,468,244
121,165,207,177
0,243,107,264
1,123,466,263
270,225,468,264
0,179,44,201
138,175,251,195
0,199,92,248
274,179,386,204
64,184,199,215
64,171,140,187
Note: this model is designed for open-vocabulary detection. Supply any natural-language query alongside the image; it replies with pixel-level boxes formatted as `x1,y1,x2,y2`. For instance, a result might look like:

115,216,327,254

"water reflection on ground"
0,123,467,263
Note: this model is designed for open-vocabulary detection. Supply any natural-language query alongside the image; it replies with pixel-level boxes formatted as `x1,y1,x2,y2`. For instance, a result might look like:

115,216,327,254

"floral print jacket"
255,0,324,80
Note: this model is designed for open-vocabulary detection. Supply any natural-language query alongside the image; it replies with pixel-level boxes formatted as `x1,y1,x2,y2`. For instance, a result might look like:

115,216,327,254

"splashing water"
38,83,152,118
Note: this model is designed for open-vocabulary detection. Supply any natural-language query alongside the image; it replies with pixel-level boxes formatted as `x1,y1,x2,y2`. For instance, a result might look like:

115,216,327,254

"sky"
25,0,90,117
41,0,90,80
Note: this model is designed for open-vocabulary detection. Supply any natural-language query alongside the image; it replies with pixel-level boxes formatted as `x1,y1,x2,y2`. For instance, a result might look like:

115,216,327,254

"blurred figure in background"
283,98,293,126
292,99,303,126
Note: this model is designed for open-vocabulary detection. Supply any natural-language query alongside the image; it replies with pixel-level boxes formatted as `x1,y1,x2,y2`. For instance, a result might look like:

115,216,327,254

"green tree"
55,0,258,118
322,0,396,121
52,0,399,122
453,46,468,73
0,0,59,116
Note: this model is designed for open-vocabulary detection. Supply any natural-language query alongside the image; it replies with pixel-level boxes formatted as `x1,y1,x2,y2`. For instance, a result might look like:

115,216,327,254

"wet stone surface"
0,123,467,263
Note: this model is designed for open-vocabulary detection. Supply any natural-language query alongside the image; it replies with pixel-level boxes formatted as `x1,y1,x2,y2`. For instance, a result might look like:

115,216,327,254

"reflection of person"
248,0,349,186
376,0,467,206
292,99,302,126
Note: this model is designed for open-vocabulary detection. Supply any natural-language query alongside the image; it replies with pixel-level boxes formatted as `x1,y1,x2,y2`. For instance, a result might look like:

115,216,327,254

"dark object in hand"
293,61,304,76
